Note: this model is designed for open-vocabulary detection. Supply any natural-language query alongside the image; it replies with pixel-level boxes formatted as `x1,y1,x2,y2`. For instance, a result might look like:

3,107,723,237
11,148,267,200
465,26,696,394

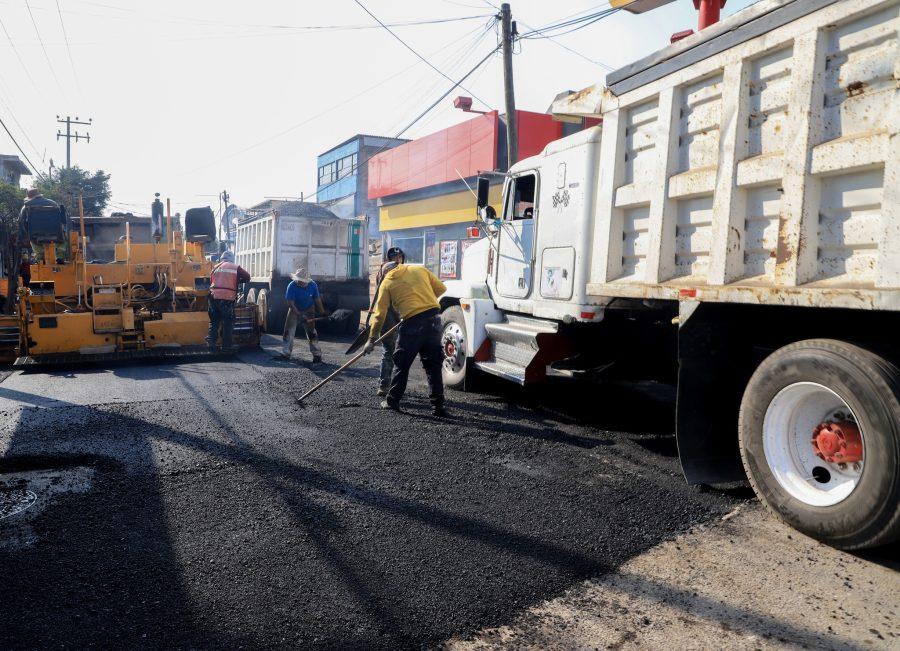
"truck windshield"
506,174,536,221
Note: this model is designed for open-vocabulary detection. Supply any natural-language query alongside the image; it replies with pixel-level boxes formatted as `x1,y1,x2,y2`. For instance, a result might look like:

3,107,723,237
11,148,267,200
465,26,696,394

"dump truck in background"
234,200,368,334
439,0,900,549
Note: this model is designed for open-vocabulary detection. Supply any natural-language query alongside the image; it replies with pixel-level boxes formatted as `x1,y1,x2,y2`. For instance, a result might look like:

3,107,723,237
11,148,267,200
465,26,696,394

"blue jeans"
207,298,235,350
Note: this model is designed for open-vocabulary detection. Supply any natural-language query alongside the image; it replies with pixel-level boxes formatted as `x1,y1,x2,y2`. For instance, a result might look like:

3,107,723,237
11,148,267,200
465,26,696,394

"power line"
353,0,492,110
0,114,45,182
307,42,501,204
182,28,488,176
0,15,42,95
24,0,66,95
481,0,615,71
57,2,492,33
55,0,81,91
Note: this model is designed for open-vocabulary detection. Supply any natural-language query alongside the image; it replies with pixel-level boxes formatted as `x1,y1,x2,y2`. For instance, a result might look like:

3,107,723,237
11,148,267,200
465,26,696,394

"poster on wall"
424,230,437,272
439,240,459,279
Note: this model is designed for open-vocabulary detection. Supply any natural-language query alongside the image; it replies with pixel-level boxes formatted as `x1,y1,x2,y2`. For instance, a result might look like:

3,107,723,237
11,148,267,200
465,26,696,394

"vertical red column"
694,0,725,30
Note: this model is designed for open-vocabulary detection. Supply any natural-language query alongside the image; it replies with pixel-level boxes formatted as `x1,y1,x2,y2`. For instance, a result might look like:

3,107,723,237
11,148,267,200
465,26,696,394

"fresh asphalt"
0,334,746,649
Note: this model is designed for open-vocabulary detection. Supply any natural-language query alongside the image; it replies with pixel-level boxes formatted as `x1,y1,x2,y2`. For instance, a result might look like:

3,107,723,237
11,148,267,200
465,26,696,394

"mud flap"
676,301,746,484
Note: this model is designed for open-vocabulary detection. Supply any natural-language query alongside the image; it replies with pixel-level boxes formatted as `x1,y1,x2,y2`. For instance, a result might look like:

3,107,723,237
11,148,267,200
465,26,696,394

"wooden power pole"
500,3,518,168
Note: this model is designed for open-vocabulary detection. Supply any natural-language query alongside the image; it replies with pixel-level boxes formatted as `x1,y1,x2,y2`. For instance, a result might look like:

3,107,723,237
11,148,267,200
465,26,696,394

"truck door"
496,172,537,299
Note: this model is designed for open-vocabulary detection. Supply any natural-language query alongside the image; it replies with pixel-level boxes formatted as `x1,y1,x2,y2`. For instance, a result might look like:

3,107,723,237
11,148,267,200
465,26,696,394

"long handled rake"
297,322,400,404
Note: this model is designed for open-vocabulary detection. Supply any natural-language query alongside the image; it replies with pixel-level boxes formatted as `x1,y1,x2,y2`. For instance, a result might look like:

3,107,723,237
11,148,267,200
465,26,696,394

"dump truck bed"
560,0,899,311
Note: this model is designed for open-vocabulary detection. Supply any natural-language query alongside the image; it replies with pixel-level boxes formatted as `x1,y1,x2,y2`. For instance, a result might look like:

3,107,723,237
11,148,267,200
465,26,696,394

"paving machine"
0,198,259,367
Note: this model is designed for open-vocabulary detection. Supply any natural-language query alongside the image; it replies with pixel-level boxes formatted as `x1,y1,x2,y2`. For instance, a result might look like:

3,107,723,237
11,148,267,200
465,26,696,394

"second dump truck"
233,200,368,334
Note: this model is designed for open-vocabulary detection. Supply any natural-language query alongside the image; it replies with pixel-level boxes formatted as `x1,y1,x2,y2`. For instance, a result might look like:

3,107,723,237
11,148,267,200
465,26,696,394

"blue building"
316,134,407,239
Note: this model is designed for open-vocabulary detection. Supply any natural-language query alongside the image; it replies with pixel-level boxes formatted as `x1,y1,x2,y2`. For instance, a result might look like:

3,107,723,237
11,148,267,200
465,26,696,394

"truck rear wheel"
739,339,900,549
257,288,287,335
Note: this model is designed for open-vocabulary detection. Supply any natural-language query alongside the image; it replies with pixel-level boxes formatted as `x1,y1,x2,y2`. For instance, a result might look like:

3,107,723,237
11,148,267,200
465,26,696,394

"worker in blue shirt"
278,267,326,363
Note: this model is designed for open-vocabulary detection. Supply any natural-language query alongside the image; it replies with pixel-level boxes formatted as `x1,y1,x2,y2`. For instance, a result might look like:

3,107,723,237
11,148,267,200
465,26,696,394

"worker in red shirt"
208,250,250,352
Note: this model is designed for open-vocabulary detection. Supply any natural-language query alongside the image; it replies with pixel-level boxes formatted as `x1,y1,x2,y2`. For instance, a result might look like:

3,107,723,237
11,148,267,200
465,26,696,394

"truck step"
474,359,527,385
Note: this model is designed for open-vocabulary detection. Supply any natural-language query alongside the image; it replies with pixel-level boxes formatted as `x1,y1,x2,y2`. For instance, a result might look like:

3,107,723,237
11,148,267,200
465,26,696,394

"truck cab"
441,127,617,388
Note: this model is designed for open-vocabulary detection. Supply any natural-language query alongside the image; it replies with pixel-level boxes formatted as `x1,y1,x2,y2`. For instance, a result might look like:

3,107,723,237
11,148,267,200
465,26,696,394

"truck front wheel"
441,306,472,391
739,339,900,549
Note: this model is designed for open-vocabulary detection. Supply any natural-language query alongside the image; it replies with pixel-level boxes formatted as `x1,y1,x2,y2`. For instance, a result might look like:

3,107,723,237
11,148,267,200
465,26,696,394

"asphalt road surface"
1,335,896,649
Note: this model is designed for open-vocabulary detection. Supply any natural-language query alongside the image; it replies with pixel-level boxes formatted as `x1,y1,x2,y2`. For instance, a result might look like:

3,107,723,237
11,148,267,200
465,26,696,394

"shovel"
297,322,400,404
346,266,393,355
306,308,354,324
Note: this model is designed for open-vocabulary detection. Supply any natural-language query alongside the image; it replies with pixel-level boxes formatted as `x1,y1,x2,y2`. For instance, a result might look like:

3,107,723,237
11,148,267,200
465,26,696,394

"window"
319,152,357,185
318,162,336,186
390,235,424,264
505,174,536,221
337,153,357,179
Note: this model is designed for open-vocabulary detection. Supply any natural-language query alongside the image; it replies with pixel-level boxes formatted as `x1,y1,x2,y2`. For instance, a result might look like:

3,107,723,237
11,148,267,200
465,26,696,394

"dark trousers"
207,298,235,350
387,309,444,407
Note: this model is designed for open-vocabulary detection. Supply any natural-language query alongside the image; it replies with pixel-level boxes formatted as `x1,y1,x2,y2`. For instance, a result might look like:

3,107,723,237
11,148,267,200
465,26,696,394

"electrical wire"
59,1,493,33
0,15,42,95
480,0,615,70
181,27,491,176
24,0,66,95
55,0,81,91
353,0,492,110
0,114,45,182
307,42,501,204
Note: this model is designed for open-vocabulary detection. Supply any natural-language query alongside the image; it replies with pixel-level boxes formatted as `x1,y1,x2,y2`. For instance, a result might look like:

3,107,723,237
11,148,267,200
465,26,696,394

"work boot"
380,399,402,413
377,387,387,397
432,404,449,418
312,355,323,364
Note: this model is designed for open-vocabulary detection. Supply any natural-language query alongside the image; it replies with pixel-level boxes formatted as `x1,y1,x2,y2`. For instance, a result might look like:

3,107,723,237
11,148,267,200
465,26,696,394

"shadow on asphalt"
1,334,883,648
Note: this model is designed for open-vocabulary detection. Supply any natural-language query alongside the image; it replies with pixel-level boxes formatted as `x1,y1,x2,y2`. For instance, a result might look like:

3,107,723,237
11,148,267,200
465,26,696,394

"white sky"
0,0,757,215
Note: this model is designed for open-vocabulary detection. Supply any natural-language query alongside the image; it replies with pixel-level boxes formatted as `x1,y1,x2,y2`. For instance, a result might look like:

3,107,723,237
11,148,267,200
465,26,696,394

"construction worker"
364,247,448,416
151,193,165,242
373,247,404,397
19,189,67,263
279,267,325,363
207,250,250,352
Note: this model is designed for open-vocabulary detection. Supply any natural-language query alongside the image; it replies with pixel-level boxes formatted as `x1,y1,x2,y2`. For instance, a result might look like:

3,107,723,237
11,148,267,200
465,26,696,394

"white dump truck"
234,200,368,334
439,0,899,549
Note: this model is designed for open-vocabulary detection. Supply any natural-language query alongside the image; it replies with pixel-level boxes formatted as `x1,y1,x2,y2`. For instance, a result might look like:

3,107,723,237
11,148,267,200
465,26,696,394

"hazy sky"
0,0,757,215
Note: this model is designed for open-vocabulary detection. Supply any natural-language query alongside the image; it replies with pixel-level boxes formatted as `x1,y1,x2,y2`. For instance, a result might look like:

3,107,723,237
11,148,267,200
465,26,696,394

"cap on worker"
386,246,405,262
291,267,312,283
221,250,235,262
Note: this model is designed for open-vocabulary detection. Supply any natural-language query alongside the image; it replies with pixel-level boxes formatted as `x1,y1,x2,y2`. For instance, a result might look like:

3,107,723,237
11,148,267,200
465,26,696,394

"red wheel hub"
811,420,863,464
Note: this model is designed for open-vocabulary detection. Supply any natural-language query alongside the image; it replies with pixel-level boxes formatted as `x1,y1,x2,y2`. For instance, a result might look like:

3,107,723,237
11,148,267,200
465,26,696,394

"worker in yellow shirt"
364,246,448,416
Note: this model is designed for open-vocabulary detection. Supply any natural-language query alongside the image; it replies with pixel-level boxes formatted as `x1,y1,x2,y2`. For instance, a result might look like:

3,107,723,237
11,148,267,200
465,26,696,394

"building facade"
0,154,31,187
367,110,593,280
315,134,407,238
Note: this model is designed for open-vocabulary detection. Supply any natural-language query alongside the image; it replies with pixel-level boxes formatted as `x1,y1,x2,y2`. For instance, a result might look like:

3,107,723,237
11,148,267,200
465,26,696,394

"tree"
36,166,111,216
0,181,25,314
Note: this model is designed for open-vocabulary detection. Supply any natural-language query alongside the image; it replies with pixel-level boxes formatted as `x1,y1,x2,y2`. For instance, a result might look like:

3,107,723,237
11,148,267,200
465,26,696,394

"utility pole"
220,189,230,242
56,115,92,168
500,3,518,168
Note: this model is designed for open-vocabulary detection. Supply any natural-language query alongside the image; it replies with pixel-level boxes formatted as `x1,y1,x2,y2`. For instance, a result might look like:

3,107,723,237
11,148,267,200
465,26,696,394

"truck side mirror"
476,176,490,210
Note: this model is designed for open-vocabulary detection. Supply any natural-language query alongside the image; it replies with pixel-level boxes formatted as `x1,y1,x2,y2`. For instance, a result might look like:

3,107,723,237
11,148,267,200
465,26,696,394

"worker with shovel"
373,247,404,397
364,247,448,417
279,267,326,364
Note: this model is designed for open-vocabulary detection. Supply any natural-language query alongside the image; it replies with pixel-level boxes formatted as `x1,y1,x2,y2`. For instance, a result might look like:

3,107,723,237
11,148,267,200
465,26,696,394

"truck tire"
739,339,900,549
256,288,269,332
441,305,475,391
258,288,287,335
